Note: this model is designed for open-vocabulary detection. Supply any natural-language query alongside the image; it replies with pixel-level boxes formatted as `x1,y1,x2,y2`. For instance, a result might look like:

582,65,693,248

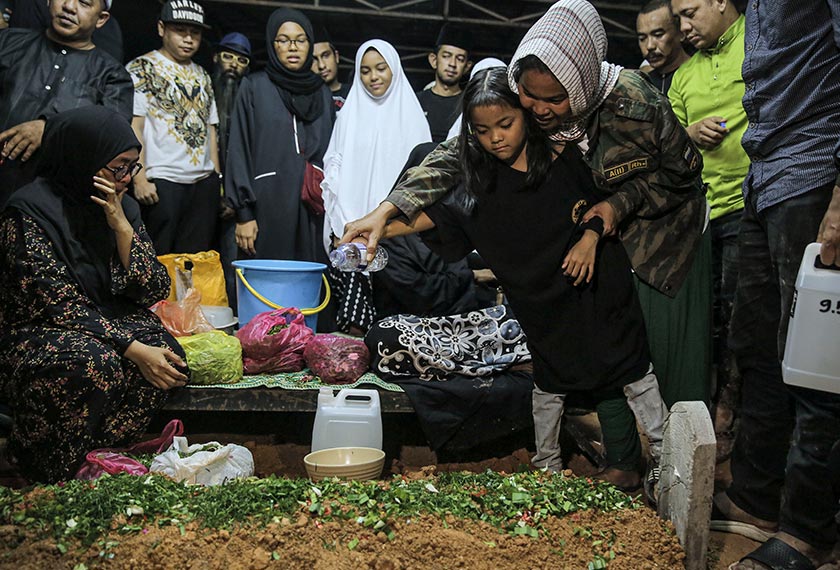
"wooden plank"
163,387,416,414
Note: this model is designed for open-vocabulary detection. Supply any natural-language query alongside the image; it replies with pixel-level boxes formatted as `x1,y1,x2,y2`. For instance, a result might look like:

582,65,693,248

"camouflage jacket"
387,70,707,297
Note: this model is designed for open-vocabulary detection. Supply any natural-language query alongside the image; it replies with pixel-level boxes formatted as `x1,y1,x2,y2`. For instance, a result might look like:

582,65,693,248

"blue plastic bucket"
232,260,329,330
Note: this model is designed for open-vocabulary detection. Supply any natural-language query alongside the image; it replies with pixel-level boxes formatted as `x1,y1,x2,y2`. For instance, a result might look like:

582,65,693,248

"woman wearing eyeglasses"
225,8,334,267
0,107,189,483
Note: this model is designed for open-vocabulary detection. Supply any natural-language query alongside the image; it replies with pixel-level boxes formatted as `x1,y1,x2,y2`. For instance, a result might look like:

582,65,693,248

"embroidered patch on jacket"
572,199,588,224
684,145,699,170
604,158,649,181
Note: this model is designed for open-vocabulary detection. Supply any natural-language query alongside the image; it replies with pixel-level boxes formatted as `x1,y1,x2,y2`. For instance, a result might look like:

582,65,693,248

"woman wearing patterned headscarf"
225,8,334,265
344,0,711,497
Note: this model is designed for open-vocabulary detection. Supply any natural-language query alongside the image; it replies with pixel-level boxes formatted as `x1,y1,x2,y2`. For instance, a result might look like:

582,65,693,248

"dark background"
110,0,656,90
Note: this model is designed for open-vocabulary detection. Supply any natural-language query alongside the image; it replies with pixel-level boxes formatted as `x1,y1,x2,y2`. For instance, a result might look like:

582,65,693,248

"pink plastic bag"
236,309,315,374
75,419,184,480
304,334,370,385
75,452,148,479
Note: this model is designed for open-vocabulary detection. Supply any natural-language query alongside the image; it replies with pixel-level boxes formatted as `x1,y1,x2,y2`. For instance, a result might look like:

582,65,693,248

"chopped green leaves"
0,469,639,551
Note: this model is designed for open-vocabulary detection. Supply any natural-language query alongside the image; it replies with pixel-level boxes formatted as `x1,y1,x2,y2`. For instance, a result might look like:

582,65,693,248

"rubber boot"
623,367,669,504
531,387,566,473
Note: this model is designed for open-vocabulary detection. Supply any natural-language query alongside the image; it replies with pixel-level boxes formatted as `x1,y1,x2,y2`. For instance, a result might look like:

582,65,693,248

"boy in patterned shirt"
127,0,220,255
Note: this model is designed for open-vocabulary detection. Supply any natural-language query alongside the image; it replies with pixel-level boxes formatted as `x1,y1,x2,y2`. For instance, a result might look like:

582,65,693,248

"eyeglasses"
274,36,309,48
219,51,250,67
104,162,143,180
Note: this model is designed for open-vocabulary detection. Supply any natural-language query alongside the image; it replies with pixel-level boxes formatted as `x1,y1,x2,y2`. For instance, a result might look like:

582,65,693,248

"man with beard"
635,0,689,94
416,24,472,143
212,32,250,173
311,25,349,114
212,31,250,309
0,0,133,206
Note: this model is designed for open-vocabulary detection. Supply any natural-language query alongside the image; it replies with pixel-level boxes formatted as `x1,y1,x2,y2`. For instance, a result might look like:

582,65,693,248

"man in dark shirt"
212,31,250,174
9,0,124,63
212,31,250,310
416,24,472,143
635,0,689,94
711,2,840,569
0,0,132,206
311,25,349,114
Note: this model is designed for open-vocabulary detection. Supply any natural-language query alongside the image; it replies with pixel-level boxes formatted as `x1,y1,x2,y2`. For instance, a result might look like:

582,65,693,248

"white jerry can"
782,243,840,394
311,388,383,452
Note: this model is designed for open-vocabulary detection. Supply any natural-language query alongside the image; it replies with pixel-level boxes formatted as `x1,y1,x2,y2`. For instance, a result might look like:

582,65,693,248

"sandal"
729,537,817,570
710,496,777,543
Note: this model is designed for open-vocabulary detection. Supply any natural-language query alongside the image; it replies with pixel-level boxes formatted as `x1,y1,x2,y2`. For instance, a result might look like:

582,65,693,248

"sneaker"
644,464,660,507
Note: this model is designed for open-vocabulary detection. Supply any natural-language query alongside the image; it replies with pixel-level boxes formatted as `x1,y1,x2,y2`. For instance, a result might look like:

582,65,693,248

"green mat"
187,369,404,392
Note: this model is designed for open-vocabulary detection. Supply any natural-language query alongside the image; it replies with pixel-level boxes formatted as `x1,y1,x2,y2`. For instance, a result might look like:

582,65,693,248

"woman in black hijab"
225,8,334,265
0,107,188,483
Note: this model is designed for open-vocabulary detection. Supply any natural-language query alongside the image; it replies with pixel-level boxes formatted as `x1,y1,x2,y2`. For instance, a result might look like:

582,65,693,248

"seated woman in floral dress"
0,107,189,483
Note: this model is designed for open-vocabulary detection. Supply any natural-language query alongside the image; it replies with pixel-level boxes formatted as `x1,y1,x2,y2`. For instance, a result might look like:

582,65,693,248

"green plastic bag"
177,331,243,385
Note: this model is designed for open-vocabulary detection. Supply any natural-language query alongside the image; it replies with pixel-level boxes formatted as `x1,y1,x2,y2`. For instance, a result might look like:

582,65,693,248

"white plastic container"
782,242,840,394
311,388,383,452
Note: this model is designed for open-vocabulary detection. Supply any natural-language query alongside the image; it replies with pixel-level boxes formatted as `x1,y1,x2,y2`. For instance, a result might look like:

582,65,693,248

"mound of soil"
0,508,684,570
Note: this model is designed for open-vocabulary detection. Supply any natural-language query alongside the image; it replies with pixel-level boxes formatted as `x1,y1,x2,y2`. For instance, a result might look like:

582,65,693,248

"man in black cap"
126,0,220,255
416,23,473,143
311,25,349,113
213,32,250,172
212,31,251,309
0,0,132,206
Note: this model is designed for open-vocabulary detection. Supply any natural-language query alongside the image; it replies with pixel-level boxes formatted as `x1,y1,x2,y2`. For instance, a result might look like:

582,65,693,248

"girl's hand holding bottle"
562,229,600,286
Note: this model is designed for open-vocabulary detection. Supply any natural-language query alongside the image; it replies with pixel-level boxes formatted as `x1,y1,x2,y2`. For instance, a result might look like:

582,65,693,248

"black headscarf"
265,8,325,122
5,107,144,316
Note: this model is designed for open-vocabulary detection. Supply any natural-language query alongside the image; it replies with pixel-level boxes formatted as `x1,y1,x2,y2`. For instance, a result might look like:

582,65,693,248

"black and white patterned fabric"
327,265,376,333
365,305,531,381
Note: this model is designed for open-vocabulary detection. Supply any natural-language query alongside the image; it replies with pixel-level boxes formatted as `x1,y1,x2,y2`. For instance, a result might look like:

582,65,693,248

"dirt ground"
1,432,836,570
0,508,686,570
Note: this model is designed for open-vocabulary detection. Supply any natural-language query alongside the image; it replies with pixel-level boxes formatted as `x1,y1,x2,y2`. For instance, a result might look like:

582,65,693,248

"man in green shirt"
670,0,747,460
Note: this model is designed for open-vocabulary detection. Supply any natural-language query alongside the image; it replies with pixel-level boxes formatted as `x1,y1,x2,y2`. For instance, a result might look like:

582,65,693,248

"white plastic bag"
150,436,254,485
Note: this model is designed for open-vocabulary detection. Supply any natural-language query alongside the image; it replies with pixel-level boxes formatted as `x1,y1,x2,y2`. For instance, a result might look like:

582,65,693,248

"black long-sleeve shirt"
0,29,133,204
0,28,133,131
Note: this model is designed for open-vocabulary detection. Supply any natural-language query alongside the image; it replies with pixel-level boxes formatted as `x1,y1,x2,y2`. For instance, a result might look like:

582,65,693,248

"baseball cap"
218,32,251,57
160,0,211,30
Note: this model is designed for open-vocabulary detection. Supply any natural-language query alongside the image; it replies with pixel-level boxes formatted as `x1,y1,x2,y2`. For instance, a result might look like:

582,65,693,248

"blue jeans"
727,183,840,549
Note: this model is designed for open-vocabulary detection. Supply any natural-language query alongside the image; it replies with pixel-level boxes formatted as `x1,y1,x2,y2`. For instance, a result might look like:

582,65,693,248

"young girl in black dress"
380,67,669,497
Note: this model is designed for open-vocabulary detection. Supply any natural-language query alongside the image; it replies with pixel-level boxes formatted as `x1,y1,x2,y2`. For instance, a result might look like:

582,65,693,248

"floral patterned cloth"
0,212,182,483
365,305,531,381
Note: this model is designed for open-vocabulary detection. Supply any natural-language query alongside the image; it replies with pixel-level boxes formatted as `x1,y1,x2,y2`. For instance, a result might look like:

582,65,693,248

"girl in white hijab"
321,39,431,332
322,39,431,253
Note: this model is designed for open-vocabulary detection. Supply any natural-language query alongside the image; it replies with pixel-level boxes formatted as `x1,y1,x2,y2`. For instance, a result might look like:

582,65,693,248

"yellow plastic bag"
158,250,228,307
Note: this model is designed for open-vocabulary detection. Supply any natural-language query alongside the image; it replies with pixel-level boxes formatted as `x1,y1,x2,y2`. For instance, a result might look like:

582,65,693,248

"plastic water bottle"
329,243,388,272
782,243,840,394
312,388,383,452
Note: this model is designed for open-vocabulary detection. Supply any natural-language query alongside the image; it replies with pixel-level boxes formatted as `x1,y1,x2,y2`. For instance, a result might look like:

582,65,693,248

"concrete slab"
659,401,716,570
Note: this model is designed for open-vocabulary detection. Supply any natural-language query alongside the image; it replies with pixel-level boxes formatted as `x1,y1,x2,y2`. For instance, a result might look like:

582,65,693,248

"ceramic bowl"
200,305,238,333
303,447,385,481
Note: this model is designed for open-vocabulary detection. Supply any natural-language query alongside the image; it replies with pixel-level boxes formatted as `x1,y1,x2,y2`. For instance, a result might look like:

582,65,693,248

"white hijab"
509,0,622,142
321,39,431,252
445,57,507,140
